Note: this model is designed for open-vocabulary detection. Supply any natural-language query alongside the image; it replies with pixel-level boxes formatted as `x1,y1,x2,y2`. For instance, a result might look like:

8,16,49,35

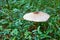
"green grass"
0,0,60,40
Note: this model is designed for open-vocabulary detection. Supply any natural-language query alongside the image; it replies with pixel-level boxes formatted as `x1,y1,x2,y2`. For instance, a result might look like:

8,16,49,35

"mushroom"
23,11,50,31
23,11,50,22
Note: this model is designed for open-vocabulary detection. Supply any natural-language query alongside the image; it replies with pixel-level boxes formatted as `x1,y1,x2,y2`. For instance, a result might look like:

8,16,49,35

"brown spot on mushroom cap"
34,12,39,14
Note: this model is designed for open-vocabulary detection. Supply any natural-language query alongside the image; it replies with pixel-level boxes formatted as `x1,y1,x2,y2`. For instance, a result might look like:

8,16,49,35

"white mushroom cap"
23,11,50,22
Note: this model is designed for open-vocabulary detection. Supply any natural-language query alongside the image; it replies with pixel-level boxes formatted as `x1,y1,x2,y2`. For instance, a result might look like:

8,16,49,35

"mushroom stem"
34,22,39,27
